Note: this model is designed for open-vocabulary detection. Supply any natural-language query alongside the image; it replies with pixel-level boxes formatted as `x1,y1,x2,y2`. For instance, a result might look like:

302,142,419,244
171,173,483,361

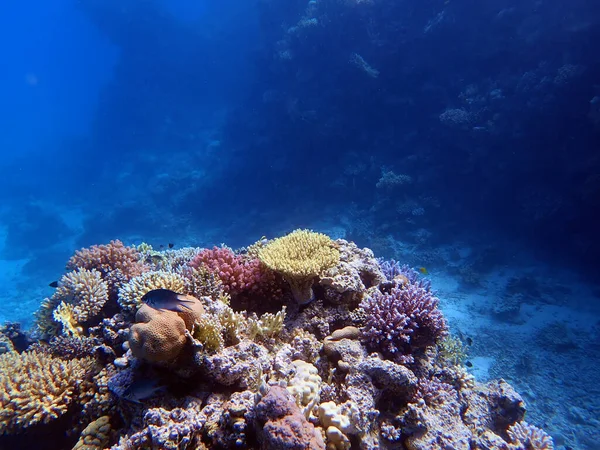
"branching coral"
0,351,94,433
359,285,448,363
67,240,148,291
258,229,340,303
507,422,555,450
189,246,282,300
55,268,109,323
248,307,287,340
118,270,186,313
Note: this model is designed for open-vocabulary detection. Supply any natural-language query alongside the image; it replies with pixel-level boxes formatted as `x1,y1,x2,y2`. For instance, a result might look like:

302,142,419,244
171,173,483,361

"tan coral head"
129,294,204,363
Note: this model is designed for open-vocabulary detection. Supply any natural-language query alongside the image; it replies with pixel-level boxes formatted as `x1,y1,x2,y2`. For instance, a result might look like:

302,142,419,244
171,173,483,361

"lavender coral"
359,285,448,363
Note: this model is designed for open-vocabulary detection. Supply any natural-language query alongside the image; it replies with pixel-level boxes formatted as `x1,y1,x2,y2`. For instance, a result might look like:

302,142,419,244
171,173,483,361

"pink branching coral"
359,285,448,363
67,240,148,292
189,247,282,299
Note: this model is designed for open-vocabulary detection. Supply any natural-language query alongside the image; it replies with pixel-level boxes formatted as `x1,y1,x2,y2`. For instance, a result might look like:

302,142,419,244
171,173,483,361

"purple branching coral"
359,284,448,363
378,259,432,292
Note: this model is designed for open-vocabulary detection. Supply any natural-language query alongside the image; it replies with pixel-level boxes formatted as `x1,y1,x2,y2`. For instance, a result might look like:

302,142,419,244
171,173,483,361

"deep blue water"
0,0,599,448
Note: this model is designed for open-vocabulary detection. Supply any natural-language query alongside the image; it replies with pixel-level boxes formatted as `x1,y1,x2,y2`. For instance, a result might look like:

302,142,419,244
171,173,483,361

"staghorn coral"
258,229,340,304
437,334,468,367
359,284,448,363
67,240,148,291
0,351,94,433
118,270,186,313
507,421,554,450
193,313,225,352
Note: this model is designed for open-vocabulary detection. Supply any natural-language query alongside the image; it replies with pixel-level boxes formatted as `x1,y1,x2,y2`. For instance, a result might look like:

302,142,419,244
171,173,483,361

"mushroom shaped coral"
129,298,204,363
258,229,339,304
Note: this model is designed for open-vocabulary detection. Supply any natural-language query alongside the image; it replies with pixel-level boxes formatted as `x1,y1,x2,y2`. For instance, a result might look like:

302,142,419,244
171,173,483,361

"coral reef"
2,233,553,450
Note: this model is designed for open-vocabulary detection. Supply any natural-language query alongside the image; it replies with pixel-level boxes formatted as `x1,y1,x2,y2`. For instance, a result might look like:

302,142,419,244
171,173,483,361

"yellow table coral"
258,229,340,304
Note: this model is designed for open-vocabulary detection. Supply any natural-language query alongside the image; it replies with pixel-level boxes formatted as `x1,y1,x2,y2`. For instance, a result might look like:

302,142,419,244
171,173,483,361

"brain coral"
129,299,204,363
258,229,340,304
0,351,93,433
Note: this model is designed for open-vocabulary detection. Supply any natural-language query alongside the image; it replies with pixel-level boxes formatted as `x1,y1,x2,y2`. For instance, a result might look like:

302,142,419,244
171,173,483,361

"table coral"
258,229,340,304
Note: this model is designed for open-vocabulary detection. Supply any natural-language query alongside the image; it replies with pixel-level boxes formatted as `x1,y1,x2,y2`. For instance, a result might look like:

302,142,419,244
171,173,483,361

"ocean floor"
0,225,598,450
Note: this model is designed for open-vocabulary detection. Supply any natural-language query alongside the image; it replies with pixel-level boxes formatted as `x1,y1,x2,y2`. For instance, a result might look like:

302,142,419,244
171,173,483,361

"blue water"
0,0,598,448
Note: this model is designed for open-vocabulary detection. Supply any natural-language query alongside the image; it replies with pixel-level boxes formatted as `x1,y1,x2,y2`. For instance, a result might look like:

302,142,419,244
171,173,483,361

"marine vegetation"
0,231,554,449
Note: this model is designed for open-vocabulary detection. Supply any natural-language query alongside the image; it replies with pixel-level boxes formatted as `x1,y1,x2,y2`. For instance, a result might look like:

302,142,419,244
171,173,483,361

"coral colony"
0,231,554,449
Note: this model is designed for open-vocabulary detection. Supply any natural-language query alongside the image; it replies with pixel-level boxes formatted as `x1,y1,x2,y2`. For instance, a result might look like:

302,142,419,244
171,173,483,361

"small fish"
49,281,59,288
141,289,197,312
159,244,165,249
465,361,473,368
121,379,166,404
466,337,473,346
168,243,174,249
418,267,428,275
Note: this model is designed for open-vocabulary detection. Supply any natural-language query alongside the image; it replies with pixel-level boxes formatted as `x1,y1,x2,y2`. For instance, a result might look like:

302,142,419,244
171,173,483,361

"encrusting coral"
4,231,554,450
258,229,340,304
